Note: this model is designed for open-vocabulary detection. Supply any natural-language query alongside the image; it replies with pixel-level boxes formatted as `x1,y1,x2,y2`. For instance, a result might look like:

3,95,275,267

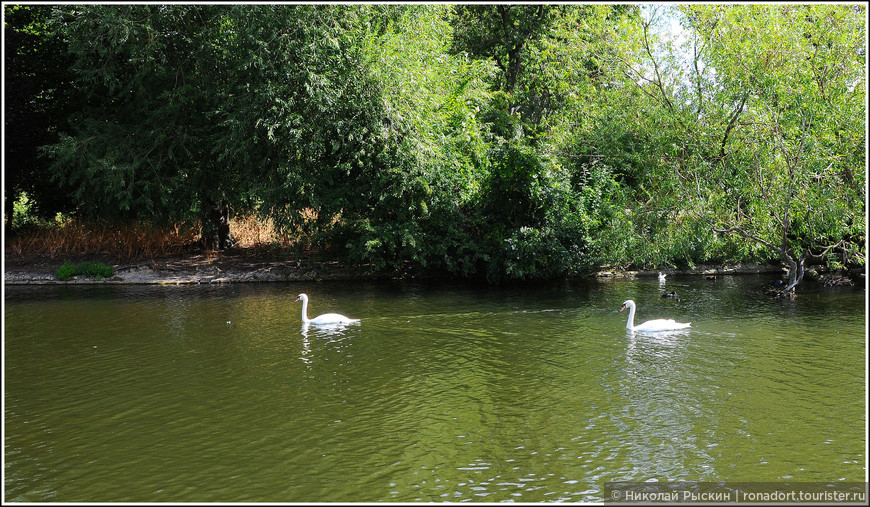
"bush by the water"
56,260,114,281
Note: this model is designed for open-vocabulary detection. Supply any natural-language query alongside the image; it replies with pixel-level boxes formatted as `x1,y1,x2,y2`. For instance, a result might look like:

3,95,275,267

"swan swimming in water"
295,293,360,325
620,299,690,332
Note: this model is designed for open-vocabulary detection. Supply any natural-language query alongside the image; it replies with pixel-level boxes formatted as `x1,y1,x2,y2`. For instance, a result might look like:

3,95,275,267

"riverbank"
3,250,363,285
3,248,807,285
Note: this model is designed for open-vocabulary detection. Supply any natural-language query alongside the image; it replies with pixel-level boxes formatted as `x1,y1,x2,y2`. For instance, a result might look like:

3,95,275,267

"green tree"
212,4,408,256
450,4,556,95
42,5,241,247
450,4,604,128
446,4,631,282
351,5,493,274
561,3,865,284
40,5,409,251
524,4,700,270
681,4,866,291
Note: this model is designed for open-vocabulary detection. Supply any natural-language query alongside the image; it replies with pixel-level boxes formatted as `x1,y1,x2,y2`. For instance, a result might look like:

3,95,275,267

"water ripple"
4,280,865,501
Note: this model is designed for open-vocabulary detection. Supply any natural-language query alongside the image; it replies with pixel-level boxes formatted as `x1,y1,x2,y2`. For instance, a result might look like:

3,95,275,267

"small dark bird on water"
661,291,679,299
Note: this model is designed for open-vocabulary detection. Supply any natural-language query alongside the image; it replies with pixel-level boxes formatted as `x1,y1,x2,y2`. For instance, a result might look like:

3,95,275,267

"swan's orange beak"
294,296,301,302
620,304,627,312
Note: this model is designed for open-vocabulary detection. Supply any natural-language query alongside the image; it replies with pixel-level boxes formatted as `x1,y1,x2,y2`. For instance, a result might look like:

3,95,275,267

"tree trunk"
713,225,806,297
199,200,235,250
778,255,805,298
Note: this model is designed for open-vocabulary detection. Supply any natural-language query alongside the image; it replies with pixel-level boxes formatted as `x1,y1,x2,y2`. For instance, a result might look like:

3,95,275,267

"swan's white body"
658,272,667,283
620,299,690,332
296,293,359,325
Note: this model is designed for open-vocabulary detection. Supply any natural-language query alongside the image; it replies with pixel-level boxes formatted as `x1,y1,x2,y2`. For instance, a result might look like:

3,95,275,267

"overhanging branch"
712,226,785,256
803,239,847,264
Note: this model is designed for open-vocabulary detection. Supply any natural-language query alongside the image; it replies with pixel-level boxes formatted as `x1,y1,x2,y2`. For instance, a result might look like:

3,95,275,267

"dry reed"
229,215,295,248
5,219,199,260
4,215,301,261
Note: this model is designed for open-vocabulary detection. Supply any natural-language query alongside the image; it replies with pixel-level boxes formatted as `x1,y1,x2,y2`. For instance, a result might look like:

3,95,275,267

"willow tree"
566,4,865,283
680,4,866,292
557,5,721,269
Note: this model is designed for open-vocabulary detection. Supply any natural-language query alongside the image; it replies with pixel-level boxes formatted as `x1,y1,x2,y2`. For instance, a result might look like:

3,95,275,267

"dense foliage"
55,260,114,281
4,4,866,284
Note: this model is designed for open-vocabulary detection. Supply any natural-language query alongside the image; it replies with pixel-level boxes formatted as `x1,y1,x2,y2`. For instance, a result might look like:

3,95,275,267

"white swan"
620,299,690,332
295,293,359,325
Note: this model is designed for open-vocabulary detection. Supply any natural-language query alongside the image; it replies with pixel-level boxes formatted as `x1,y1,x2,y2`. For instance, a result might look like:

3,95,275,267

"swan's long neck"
625,304,636,330
300,297,311,323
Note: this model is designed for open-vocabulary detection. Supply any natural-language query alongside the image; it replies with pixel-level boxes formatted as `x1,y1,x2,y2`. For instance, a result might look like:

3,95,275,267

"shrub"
78,261,114,279
55,260,78,281
55,260,114,281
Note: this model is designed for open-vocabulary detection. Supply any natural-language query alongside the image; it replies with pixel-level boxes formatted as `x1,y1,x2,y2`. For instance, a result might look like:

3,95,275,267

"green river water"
3,276,866,502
